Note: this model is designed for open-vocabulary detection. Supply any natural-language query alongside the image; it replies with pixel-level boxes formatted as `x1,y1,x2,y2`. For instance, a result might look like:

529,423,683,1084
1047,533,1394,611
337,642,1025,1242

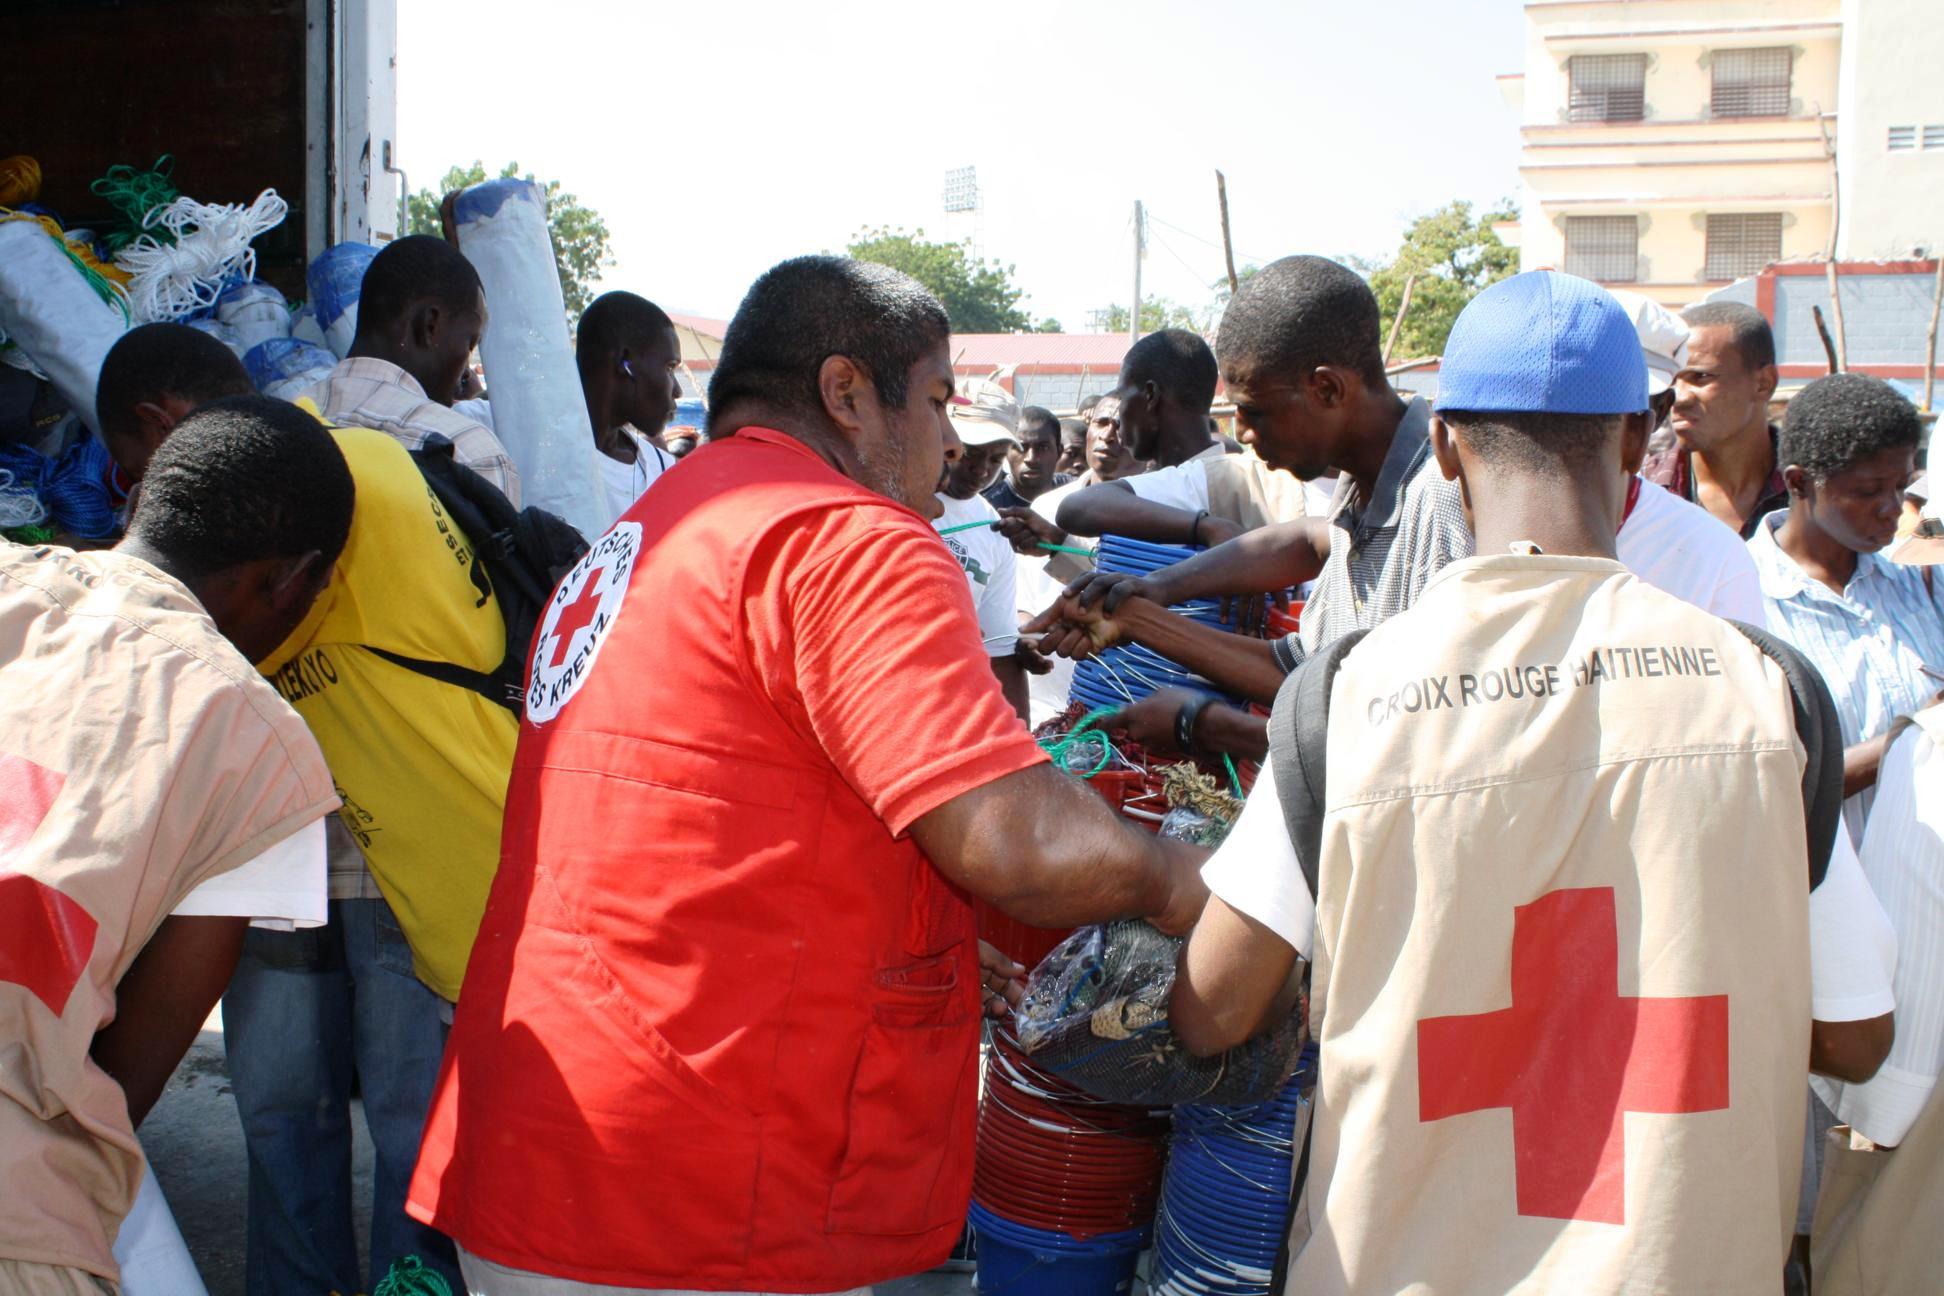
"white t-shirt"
171,817,329,931
1815,715,1944,1145
1204,752,1895,1019
599,431,676,529
1123,447,1227,515
1617,476,1766,624
934,492,1019,657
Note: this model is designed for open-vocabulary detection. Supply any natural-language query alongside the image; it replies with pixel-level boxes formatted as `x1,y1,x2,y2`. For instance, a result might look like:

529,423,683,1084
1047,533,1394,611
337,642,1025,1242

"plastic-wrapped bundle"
1014,921,1306,1107
290,304,328,350
453,179,604,539
243,338,338,402
216,279,290,353
307,241,377,358
0,220,128,435
185,316,246,358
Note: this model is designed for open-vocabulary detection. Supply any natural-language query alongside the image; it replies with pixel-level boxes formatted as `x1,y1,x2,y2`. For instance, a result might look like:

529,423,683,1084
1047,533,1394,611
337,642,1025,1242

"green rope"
1037,541,1094,556
1221,752,1243,799
89,155,178,254
372,1256,452,1296
937,520,992,536
1039,704,1122,778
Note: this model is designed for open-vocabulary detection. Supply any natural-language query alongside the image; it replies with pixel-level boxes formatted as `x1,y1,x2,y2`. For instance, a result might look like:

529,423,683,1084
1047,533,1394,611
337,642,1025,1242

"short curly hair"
1779,373,1921,481
1215,255,1385,388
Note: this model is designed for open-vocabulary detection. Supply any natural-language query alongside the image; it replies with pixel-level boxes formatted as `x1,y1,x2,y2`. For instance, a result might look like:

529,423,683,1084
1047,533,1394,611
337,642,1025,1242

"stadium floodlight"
943,166,980,214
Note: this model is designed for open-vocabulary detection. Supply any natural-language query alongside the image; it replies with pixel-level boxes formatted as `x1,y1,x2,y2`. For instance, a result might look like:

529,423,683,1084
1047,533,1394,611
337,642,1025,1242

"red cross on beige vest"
1417,886,1729,1224
0,751,94,1017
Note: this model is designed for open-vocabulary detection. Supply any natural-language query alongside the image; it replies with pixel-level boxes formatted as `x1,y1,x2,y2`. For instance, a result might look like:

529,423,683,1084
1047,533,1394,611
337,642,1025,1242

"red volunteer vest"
409,431,982,1291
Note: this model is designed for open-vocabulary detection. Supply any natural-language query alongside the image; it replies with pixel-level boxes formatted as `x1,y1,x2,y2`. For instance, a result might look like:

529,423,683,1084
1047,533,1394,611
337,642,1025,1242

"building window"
1927,125,1944,150
1704,213,1783,281
1890,125,1916,151
1711,47,1792,117
1568,54,1647,123
1564,216,1639,282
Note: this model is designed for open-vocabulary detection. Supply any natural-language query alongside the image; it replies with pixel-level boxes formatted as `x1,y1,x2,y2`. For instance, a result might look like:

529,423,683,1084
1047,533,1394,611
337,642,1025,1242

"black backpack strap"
1267,629,1370,898
364,646,515,708
1727,620,1844,891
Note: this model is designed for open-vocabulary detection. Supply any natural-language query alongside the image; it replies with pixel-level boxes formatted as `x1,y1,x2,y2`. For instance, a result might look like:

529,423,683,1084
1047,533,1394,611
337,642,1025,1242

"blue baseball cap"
1435,271,1648,416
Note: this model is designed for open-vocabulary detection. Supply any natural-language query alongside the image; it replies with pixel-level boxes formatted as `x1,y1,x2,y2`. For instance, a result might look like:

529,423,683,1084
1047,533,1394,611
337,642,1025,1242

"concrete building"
1499,0,1944,310
681,332,1135,413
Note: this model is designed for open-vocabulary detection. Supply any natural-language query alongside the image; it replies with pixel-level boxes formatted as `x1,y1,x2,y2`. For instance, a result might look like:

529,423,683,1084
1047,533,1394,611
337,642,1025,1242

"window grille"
1889,125,1916,151
1925,125,1944,150
1568,55,1647,123
1704,214,1783,281
1564,216,1639,282
1711,48,1792,117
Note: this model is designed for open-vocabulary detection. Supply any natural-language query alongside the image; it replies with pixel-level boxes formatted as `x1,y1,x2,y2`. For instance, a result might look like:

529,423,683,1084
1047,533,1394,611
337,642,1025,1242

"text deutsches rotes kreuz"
1364,644,1724,728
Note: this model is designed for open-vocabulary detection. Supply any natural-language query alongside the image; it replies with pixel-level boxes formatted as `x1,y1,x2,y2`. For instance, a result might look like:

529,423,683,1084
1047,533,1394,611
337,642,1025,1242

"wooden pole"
1215,170,1240,297
1816,112,1848,371
1812,306,1840,374
1924,255,1943,412
1384,273,1419,366
1130,200,1144,345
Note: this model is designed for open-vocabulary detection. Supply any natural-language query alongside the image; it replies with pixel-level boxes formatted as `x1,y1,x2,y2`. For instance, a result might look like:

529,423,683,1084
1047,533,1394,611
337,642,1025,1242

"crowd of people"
1,228,1940,1296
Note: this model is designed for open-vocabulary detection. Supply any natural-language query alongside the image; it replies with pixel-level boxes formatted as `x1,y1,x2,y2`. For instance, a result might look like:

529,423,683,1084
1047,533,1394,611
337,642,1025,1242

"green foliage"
1097,298,1201,335
406,161,615,319
1035,317,1065,334
1354,200,1519,361
845,227,1037,333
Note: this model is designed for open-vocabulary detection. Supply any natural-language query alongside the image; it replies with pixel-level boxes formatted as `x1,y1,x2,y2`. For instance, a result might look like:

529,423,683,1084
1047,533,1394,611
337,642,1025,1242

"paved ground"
143,1023,971,1295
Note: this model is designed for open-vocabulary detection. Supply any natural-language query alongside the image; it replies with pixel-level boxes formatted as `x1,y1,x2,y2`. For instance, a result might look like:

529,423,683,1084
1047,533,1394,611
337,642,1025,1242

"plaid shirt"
1271,398,1473,670
305,357,523,507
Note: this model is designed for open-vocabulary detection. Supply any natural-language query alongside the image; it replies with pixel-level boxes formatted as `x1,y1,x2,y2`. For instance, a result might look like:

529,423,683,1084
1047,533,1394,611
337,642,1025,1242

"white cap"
1605,289,1690,396
948,376,1020,447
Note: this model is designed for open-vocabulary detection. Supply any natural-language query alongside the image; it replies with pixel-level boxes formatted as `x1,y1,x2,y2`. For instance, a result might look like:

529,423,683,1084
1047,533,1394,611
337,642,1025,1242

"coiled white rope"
0,467,47,528
116,189,288,323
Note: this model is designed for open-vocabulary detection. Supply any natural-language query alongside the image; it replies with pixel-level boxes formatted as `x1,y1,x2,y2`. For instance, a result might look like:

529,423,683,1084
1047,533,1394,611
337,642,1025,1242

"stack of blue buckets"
1067,537,1248,714
1148,1046,1318,1295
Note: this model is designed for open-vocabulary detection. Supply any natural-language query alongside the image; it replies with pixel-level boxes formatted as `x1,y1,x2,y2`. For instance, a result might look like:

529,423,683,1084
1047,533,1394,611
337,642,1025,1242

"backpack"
366,435,590,715
1260,619,1846,1290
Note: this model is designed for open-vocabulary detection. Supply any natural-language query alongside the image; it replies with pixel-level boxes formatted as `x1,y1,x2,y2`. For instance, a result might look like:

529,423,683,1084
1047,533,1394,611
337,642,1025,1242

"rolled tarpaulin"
0,219,128,435
452,178,603,537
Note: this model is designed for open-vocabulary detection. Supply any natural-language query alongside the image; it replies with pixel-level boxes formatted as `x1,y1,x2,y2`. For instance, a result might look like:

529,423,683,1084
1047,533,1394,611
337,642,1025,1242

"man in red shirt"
409,256,1207,1296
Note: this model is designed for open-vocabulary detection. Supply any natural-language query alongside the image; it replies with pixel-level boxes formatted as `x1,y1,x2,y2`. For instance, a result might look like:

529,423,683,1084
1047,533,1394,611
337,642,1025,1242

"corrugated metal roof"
948,333,1133,370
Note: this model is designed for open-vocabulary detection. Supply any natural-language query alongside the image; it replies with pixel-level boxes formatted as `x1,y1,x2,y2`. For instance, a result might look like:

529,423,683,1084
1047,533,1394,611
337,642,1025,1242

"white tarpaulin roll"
452,179,602,538
0,221,128,434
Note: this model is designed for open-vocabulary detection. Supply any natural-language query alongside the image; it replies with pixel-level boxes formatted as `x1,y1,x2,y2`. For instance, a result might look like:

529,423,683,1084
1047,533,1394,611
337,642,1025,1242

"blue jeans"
223,896,460,1296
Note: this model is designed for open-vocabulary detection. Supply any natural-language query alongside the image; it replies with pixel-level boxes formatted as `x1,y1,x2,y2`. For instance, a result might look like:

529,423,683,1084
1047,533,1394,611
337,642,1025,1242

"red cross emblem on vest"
1416,886,1729,1224
544,564,606,670
0,752,96,1016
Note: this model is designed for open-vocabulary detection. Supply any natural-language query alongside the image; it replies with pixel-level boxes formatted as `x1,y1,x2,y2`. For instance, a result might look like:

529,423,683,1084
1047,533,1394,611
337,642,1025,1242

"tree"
845,227,1038,333
1096,298,1201,335
1353,200,1519,361
406,161,615,319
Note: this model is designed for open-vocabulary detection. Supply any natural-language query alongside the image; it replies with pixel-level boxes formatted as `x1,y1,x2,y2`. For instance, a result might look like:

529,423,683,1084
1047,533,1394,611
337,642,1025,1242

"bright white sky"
398,0,1525,332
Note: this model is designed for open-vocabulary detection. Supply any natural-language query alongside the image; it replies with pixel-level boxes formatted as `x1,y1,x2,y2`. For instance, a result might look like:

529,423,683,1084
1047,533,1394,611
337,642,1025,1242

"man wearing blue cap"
1172,271,1839,1294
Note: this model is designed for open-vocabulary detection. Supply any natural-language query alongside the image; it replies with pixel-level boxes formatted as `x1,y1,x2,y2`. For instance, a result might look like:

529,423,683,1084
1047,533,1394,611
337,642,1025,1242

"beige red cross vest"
1290,554,1811,1295
0,547,337,1281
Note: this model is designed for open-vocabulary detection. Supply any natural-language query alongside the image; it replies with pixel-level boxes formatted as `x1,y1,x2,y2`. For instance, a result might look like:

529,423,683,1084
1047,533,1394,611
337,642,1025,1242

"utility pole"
1130,199,1145,344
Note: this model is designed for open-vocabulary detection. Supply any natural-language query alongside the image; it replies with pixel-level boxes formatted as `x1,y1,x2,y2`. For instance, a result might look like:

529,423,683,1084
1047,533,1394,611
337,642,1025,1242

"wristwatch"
1175,693,1213,752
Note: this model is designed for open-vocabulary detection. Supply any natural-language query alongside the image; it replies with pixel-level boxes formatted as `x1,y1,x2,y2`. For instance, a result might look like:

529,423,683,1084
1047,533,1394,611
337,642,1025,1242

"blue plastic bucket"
968,1203,1146,1296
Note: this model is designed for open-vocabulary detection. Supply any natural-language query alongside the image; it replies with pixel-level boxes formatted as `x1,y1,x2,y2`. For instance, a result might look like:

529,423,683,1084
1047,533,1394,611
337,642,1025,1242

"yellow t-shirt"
260,422,518,1000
